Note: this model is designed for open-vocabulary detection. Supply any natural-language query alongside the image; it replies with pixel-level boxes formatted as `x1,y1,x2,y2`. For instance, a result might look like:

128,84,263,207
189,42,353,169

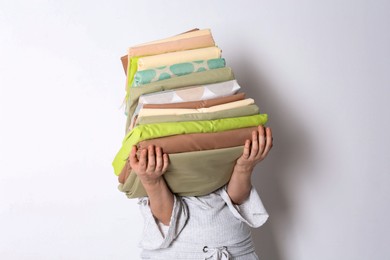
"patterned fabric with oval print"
132,58,226,86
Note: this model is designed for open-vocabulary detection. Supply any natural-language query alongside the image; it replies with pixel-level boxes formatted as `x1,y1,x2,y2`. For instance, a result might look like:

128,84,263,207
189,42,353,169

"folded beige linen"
129,29,214,57
137,46,221,71
121,29,213,75
118,146,245,198
135,104,260,126
137,127,258,154
137,98,255,117
131,28,206,47
142,93,246,109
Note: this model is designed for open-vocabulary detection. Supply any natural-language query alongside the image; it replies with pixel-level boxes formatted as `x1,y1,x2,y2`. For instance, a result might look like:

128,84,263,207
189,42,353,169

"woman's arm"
227,125,273,204
129,145,174,225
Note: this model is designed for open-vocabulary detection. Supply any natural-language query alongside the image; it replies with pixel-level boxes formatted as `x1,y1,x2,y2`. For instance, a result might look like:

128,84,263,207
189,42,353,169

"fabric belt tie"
203,246,230,260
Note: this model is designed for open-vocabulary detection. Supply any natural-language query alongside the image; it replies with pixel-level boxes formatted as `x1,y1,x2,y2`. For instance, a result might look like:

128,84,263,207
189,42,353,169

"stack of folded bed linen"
112,28,268,199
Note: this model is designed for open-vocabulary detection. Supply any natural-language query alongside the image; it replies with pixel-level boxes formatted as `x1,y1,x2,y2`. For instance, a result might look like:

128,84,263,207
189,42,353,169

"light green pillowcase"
118,146,245,198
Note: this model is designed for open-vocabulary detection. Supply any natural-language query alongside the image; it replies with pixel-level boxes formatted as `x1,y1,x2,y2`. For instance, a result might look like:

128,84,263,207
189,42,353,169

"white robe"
138,186,268,260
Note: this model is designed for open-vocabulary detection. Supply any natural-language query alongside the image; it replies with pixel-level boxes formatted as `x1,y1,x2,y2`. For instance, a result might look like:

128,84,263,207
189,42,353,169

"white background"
1,0,389,259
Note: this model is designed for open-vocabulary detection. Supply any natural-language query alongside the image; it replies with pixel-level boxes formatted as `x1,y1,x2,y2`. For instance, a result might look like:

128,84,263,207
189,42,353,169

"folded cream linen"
135,104,260,126
118,146,245,198
137,98,255,117
113,114,268,175
137,126,258,154
142,92,245,109
137,46,222,71
125,67,235,131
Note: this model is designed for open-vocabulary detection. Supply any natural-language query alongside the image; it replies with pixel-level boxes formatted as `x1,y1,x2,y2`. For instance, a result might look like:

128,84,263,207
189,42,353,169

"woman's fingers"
129,146,139,168
242,139,251,159
249,130,259,159
257,125,266,158
147,145,156,171
162,153,169,173
138,148,148,171
262,127,273,157
155,146,163,172
247,125,272,161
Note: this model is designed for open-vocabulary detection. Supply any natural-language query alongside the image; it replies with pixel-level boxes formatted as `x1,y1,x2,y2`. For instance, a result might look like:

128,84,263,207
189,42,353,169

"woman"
128,125,273,259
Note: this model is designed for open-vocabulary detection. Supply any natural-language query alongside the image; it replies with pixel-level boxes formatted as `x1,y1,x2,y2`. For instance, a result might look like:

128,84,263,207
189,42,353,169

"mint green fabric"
136,104,260,126
118,146,245,198
125,67,235,128
112,114,268,175
132,58,226,87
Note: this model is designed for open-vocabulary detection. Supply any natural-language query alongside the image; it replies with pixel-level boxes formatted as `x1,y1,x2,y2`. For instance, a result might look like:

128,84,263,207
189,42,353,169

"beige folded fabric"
138,98,255,117
132,28,206,47
143,93,246,109
125,67,235,131
135,104,260,126
137,46,221,71
118,146,244,198
120,29,213,75
129,29,214,57
137,127,257,154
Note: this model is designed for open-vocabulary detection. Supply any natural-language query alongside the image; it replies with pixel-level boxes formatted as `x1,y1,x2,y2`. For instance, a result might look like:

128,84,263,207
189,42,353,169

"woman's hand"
227,125,273,204
129,145,169,186
234,125,273,174
129,145,173,225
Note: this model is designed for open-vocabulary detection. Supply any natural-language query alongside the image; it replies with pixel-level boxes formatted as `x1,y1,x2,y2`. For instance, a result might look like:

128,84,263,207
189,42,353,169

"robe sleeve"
138,195,188,250
219,185,269,228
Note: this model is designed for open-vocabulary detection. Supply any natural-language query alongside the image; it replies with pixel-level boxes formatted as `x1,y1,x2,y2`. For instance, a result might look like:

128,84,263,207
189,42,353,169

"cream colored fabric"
143,93,245,109
138,98,255,117
135,105,260,126
137,47,221,71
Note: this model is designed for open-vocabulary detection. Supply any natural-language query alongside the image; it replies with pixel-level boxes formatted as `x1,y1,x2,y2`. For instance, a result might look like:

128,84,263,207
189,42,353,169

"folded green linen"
132,58,226,86
113,114,268,175
118,146,245,198
125,67,235,131
135,104,260,126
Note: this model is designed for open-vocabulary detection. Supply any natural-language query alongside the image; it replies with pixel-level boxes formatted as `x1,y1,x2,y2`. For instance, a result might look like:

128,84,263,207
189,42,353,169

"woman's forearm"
142,178,174,226
226,165,253,205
